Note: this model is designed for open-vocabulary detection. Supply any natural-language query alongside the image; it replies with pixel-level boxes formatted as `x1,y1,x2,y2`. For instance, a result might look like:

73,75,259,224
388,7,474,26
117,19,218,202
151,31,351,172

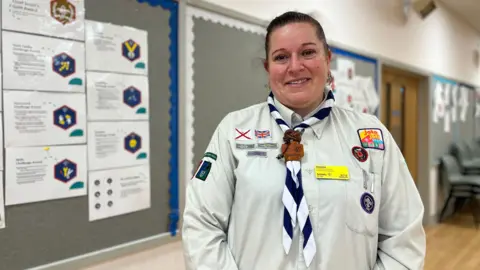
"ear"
263,59,269,72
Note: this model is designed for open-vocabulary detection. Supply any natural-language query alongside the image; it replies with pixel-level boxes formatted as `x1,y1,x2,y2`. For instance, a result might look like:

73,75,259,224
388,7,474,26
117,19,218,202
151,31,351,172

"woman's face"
265,22,331,115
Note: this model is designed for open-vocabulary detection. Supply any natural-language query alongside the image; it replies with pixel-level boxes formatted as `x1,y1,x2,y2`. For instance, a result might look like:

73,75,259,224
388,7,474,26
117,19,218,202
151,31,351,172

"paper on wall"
432,81,445,123
3,90,86,147
443,83,451,133
450,84,458,123
5,145,87,206
87,72,149,121
87,121,150,171
355,76,378,114
459,85,470,122
336,58,355,79
0,174,5,229
85,20,148,75
88,165,151,221
332,74,355,110
2,0,85,41
2,31,85,92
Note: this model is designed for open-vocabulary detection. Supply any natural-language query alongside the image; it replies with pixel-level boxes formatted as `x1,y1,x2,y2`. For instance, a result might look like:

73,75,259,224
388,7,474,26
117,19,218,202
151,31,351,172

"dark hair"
265,11,329,61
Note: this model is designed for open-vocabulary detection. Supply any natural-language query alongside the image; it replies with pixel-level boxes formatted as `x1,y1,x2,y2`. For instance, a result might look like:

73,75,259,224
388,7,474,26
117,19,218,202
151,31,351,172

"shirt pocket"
344,169,380,237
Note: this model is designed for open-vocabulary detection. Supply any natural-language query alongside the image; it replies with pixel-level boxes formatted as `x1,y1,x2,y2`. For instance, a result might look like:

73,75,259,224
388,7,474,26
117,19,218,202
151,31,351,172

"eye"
273,54,288,62
302,49,316,57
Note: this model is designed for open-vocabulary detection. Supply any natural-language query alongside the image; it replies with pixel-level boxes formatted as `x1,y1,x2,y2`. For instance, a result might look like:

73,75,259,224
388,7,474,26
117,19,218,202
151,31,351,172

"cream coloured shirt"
182,97,426,270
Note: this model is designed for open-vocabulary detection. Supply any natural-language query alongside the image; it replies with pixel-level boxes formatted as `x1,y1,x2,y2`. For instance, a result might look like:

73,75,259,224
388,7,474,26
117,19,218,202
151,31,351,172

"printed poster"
2,31,85,92
5,145,87,205
2,0,85,41
87,71,149,120
3,90,86,147
85,20,148,75
87,121,150,171
89,165,151,221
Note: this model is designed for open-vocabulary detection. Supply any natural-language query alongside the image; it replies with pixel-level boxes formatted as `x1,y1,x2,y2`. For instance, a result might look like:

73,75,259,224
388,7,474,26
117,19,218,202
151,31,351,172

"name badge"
314,165,350,180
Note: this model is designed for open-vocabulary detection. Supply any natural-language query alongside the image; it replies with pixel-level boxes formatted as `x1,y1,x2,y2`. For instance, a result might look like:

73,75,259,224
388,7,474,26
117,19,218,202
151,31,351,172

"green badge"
204,152,217,160
195,160,212,181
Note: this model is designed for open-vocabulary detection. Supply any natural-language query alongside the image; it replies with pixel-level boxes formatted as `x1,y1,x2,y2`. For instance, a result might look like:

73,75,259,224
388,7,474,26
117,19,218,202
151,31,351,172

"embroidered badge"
255,129,271,139
194,160,212,181
257,143,278,149
357,128,385,150
246,151,267,157
235,128,252,140
203,152,217,160
236,143,255,149
352,146,368,162
360,192,375,214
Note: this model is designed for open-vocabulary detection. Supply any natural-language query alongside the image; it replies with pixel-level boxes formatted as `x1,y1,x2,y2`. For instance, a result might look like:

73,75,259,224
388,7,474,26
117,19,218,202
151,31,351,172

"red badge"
352,146,368,162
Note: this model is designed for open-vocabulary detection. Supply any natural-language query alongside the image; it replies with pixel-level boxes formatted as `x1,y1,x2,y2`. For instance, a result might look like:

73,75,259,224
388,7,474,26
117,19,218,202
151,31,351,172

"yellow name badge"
314,165,350,180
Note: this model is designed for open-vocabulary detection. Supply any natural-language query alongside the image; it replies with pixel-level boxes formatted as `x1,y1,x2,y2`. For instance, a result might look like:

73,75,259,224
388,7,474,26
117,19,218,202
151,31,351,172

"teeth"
288,79,307,84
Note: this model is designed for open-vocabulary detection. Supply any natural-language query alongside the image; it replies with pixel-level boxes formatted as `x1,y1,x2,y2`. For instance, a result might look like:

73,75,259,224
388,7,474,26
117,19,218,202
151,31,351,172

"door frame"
381,65,423,183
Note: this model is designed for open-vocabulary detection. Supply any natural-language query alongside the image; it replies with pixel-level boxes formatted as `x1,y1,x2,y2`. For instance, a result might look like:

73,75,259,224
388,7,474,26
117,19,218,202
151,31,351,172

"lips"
285,78,311,85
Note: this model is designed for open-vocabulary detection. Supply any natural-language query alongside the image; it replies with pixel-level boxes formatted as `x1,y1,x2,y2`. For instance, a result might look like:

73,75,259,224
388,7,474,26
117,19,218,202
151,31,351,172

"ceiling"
437,0,480,33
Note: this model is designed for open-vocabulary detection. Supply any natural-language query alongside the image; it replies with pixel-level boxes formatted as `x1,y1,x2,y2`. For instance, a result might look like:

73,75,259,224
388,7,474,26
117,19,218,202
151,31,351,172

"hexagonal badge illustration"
50,0,77,25
123,86,142,108
53,105,77,130
124,132,142,153
122,39,141,62
54,159,77,183
52,52,76,77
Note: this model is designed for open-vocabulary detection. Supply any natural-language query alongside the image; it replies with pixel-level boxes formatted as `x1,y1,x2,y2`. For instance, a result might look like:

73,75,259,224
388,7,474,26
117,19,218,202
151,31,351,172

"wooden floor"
84,212,480,270
425,211,480,270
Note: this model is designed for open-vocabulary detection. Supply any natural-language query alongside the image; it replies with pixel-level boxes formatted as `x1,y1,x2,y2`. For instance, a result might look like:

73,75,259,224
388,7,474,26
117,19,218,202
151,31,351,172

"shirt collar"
273,88,332,139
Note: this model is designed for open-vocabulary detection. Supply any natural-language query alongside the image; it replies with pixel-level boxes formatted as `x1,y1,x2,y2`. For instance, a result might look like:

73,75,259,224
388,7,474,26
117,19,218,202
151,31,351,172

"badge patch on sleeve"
357,128,385,150
203,152,217,160
195,160,212,181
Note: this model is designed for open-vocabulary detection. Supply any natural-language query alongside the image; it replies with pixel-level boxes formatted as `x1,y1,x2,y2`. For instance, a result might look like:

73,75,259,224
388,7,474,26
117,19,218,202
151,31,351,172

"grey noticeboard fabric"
192,18,267,167
429,77,476,165
0,1,171,269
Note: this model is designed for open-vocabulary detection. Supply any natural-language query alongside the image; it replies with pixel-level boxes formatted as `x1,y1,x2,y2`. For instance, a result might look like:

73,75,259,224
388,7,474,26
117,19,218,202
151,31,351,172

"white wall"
201,0,480,86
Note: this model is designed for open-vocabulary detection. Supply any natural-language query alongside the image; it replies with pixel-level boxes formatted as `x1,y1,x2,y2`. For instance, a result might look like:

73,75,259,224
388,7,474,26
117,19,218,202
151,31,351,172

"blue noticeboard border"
136,0,179,236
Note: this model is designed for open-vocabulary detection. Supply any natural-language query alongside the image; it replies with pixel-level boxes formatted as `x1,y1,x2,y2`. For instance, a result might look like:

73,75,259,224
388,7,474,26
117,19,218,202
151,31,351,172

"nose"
288,55,304,74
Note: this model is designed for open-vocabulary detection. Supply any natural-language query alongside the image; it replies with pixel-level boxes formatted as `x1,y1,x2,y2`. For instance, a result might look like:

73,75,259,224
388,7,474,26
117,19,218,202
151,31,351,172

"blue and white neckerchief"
267,89,335,267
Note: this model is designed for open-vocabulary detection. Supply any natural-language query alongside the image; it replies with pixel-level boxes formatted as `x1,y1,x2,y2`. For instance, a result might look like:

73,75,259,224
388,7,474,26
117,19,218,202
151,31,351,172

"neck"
292,92,325,118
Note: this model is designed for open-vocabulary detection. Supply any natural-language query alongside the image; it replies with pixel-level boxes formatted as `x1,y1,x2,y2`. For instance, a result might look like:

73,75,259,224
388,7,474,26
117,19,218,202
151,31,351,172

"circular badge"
360,192,375,214
352,146,368,162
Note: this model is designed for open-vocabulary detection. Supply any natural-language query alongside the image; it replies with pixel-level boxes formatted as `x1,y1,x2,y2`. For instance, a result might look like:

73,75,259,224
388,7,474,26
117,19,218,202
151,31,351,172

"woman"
182,11,426,270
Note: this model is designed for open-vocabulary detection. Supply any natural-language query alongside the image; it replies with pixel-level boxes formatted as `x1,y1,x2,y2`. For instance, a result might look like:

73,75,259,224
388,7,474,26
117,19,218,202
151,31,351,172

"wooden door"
381,67,419,183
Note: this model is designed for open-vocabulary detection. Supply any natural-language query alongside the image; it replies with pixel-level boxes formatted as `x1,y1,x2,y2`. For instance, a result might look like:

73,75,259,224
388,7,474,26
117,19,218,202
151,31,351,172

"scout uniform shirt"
182,94,426,270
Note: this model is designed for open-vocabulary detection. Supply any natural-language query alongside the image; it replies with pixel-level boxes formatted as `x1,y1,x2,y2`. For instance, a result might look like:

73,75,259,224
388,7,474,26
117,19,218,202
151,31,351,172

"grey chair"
438,155,480,228
449,142,480,174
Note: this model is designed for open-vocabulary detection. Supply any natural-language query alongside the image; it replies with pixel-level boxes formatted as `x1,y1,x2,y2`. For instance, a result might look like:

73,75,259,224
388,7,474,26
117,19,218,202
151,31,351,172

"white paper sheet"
450,84,458,123
459,86,470,122
2,31,85,92
432,82,445,123
3,90,87,147
2,0,85,40
86,72,149,121
0,174,5,229
5,145,87,205
85,20,148,75
88,165,151,221
358,76,379,114
87,121,150,171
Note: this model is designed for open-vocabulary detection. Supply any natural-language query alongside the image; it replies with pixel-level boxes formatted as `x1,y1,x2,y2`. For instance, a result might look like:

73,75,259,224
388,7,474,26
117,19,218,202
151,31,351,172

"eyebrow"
271,42,318,56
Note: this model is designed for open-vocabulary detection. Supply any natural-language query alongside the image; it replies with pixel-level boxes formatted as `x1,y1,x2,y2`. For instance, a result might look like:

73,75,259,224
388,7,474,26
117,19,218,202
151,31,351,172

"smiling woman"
263,12,331,118
182,11,426,270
